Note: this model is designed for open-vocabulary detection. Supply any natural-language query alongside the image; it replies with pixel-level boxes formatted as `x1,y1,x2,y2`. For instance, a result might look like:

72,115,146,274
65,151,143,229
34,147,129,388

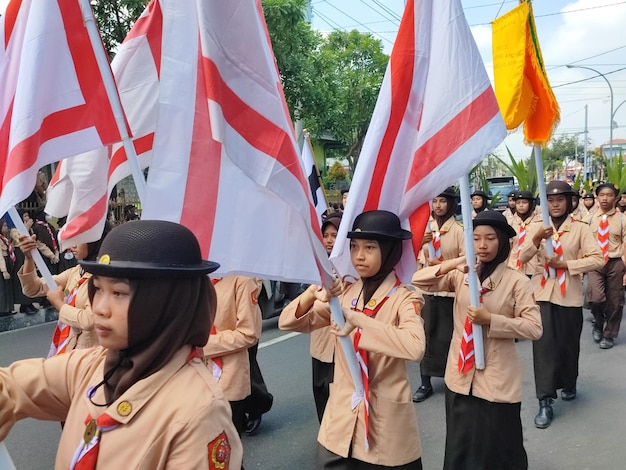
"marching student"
413,210,542,469
17,223,111,353
470,190,489,218
0,220,242,469
586,182,626,349
502,190,517,225
412,187,464,403
204,275,262,435
280,210,426,469
507,190,541,277
581,193,596,223
519,180,603,429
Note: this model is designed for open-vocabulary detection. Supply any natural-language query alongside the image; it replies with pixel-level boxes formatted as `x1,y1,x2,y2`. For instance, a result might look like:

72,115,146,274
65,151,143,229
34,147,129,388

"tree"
91,0,148,55
543,134,586,174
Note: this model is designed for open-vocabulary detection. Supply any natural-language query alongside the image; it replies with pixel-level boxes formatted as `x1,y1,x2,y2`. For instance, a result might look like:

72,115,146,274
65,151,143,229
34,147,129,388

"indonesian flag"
301,132,328,223
140,0,333,285
0,0,122,218
331,0,506,282
45,1,162,248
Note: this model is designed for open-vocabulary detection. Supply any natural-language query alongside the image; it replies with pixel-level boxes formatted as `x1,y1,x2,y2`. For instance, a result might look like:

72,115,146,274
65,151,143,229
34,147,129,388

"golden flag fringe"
492,1,559,146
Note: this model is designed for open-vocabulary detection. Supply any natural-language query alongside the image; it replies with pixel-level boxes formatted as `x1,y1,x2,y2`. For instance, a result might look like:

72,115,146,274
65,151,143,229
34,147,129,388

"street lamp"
566,64,614,159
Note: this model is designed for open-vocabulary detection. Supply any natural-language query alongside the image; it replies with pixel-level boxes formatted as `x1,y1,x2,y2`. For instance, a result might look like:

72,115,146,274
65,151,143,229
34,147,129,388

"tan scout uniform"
507,212,542,276
205,275,262,401
519,218,603,306
18,264,96,349
279,273,425,467
0,346,243,469
587,209,626,340
412,263,542,403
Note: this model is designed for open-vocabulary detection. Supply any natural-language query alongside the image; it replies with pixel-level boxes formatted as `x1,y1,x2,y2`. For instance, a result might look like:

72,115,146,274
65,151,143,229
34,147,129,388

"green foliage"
543,134,586,174
91,0,149,55
604,155,626,192
326,161,348,181
497,146,538,194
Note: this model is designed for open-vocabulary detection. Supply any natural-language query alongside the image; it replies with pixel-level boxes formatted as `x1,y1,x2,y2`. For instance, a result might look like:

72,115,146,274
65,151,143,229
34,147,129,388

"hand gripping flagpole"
8,207,56,291
78,0,147,203
534,145,556,278
425,203,436,260
0,442,17,470
458,176,485,370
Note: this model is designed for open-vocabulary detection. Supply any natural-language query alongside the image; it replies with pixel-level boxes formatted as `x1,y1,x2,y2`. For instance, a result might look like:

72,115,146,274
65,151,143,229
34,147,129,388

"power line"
552,66,626,89
317,0,394,44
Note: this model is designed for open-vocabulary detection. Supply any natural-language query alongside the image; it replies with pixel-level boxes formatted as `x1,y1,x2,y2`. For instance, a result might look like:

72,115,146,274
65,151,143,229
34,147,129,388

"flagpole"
0,443,16,470
7,207,56,290
78,0,147,203
458,176,485,370
533,145,556,277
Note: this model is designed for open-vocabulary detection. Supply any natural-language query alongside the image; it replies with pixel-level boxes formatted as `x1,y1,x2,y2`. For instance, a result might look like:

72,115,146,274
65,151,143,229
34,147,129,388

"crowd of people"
0,177,624,469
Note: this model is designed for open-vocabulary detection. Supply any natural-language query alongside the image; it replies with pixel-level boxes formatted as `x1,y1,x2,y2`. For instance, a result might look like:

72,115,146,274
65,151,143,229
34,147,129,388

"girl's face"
515,199,530,217
547,194,568,218
71,243,89,260
583,198,595,209
473,225,499,263
91,276,132,350
432,196,449,217
350,238,382,279
1,222,8,236
323,225,338,255
471,196,484,209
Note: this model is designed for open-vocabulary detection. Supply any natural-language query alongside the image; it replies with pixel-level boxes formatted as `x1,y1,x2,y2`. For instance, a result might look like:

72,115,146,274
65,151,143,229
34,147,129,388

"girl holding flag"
519,180,603,429
412,210,542,469
16,223,111,353
280,210,426,469
0,220,242,469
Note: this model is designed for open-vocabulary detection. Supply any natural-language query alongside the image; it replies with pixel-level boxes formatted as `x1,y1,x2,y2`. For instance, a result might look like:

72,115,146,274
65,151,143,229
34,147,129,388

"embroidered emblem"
116,401,132,417
98,254,111,265
83,418,97,445
208,432,231,470
412,301,421,316
251,289,258,305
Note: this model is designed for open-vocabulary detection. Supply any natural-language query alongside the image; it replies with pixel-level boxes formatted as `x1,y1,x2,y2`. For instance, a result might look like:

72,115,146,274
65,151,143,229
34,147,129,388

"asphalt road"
1,312,626,469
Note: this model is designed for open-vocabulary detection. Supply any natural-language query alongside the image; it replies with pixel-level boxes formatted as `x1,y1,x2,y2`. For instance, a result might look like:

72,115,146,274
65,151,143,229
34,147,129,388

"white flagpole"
78,0,147,203
458,176,485,370
534,145,556,277
0,443,16,470
8,207,56,290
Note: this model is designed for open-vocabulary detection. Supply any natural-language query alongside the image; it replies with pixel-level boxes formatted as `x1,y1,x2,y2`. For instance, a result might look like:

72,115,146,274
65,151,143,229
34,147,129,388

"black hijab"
361,238,402,306
476,226,511,284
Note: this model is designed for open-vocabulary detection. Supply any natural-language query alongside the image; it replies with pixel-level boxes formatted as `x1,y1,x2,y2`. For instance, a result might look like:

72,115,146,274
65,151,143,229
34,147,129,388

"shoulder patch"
251,288,258,305
208,431,231,469
413,301,422,316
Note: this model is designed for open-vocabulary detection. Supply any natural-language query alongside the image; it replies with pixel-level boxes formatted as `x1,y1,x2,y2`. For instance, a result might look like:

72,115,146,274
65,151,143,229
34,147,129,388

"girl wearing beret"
280,210,426,469
0,220,242,469
413,210,542,469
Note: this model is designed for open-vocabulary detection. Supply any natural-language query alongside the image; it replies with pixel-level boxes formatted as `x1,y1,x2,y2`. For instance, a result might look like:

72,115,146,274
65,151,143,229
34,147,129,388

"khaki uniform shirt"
507,212,542,276
520,218,604,306
412,263,542,403
18,265,96,350
204,275,262,401
502,208,515,226
588,208,626,260
279,273,425,466
0,347,243,469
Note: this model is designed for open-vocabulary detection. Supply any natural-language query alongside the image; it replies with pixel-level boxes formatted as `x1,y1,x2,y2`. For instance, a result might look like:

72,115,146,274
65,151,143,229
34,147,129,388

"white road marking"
258,331,301,349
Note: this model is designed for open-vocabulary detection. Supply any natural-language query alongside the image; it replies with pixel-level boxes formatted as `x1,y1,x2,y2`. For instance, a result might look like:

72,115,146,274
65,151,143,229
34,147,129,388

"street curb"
0,307,58,333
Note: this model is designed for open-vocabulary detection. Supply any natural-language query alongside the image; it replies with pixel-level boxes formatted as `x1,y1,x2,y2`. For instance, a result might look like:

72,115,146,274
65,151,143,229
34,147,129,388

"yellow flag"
492,1,559,146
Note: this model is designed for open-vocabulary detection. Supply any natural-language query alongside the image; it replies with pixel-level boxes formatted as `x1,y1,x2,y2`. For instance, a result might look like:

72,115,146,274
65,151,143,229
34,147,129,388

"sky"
1,0,624,163
309,0,626,162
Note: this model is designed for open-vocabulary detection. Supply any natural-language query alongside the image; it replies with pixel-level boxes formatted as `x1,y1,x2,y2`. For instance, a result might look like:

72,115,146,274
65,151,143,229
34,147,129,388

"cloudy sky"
2,0,624,162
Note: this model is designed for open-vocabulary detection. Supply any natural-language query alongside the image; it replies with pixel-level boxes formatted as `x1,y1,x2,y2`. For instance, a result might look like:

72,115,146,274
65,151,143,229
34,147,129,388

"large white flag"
331,0,506,282
45,1,162,248
140,0,332,285
301,132,328,223
0,0,121,218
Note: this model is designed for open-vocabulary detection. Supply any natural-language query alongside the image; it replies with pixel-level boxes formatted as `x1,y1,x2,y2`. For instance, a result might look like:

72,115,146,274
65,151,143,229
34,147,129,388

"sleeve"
17,266,69,298
456,225,466,257
36,239,55,260
488,276,542,341
566,224,604,275
0,252,7,274
411,265,457,293
57,285,94,331
203,277,262,358
356,288,426,361
278,295,332,333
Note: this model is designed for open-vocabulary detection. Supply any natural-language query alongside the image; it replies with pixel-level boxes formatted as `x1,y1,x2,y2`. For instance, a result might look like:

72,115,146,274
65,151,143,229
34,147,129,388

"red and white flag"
330,0,506,282
140,0,332,285
301,132,328,223
0,0,121,218
45,1,162,248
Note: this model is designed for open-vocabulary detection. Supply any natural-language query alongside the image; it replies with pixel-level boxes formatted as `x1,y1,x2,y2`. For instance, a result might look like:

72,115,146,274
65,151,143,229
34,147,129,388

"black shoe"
245,416,262,435
412,384,433,403
599,337,614,349
592,328,602,343
19,304,39,315
0,311,16,318
534,399,554,429
561,389,576,401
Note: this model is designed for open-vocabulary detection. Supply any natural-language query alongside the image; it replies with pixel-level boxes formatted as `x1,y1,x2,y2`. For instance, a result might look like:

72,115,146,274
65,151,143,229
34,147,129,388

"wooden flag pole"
78,0,147,203
534,145,556,277
458,175,485,370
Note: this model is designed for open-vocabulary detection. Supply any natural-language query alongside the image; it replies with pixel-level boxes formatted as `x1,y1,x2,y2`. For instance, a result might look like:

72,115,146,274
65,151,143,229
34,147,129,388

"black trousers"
312,357,334,423
316,445,422,469
419,295,454,378
243,343,273,418
533,302,583,399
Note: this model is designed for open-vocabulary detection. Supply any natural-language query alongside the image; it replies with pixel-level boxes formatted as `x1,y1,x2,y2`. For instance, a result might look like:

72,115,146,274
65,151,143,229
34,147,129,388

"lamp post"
566,65,614,159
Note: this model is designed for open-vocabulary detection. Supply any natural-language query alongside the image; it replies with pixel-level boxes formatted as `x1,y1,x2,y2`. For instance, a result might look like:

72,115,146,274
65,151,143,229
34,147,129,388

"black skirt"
420,295,454,377
444,387,527,470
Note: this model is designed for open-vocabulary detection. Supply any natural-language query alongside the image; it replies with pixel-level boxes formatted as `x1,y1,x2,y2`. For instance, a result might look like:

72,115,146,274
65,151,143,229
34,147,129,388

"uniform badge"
367,299,377,308
98,254,111,265
117,401,132,417
251,289,258,305
412,301,421,316
208,432,231,470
